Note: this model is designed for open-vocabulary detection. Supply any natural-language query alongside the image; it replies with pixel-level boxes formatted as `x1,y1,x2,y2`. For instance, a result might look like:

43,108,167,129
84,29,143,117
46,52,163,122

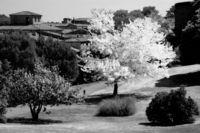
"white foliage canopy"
81,9,176,82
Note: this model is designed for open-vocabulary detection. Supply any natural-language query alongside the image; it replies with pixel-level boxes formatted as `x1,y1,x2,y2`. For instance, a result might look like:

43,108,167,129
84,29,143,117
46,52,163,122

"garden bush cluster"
97,97,136,116
146,87,199,125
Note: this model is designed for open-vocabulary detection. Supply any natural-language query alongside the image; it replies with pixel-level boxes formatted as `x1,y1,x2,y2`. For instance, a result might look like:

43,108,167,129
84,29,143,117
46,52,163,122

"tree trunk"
31,111,39,121
29,104,42,121
113,81,118,96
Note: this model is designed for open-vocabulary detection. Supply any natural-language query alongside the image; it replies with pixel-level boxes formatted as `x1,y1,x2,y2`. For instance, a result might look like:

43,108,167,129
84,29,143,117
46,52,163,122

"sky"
0,0,190,22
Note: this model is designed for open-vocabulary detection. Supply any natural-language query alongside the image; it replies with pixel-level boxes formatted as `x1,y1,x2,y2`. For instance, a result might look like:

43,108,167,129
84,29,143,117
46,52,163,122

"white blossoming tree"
81,9,176,96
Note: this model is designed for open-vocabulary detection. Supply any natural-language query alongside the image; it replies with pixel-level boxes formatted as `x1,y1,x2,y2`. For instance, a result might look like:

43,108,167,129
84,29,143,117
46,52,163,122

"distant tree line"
0,32,79,81
113,6,171,32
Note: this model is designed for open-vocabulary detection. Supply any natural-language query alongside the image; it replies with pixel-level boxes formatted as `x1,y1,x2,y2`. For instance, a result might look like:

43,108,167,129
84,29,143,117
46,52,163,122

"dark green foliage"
166,5,175,19
113,10,130,30
0,116,7,123
142,6,159,17
0,70,9,120
73,68,102,85
97,97,136,117
0,96,7,116
0,32,36,71
113,7,164,31
0,59,11,72
146,87,199,125
129,10,144,21
36,37,79,82
172,0,200,64
162,5,175,33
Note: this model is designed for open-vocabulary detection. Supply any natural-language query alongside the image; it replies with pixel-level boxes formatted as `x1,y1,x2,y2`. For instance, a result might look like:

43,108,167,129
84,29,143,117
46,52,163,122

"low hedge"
96,97,136,117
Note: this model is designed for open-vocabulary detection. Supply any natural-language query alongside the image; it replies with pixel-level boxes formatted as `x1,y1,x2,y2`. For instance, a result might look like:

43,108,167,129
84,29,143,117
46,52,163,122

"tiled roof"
0,24,62,31
10,11,42,16
74,18,90,21
65,37,90,43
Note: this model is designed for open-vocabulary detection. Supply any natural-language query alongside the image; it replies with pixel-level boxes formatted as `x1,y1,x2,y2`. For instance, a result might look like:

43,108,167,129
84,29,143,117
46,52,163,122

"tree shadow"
85,93,151,104
156,71,200,87
7,117,63,125
139,121,193,127
139,122,168,127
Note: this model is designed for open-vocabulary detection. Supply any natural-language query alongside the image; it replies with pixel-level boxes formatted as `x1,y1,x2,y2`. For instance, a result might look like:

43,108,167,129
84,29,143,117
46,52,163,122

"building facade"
10,11,42,25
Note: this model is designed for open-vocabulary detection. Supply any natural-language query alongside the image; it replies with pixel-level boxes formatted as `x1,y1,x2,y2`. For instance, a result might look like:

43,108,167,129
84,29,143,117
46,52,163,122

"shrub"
0,116,7,123
146,86,199,125
96,97,136,116
0,32,37,72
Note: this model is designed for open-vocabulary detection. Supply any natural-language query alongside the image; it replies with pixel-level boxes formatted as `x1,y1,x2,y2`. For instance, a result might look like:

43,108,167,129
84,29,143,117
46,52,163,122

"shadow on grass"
85,93,151,104
139,121,194,127
139,122,177,127
7,117,63,125
156,71,200,87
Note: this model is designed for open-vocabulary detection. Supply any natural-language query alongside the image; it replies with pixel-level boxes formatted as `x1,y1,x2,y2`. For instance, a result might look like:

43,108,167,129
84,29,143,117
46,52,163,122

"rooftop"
0,24,62,31
10,11,42,16
73,18,90,21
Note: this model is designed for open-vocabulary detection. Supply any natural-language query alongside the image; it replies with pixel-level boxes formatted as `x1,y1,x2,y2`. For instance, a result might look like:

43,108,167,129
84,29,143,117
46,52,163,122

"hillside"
1,64,200,133
73,64,200,96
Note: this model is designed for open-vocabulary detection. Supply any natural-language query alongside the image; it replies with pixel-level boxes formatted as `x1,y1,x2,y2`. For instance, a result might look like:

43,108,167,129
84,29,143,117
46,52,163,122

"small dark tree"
113,10,130,30
146,86,199,125
179,8,200,64
142,6,159,17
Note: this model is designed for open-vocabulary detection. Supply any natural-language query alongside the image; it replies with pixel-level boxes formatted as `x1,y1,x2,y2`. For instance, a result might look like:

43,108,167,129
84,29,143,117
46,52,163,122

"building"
71,18,90,25
0,14,10,25
10,11,42,25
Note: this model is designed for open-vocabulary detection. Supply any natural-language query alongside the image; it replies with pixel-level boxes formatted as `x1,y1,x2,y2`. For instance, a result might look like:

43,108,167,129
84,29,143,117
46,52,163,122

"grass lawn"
1,64,200,133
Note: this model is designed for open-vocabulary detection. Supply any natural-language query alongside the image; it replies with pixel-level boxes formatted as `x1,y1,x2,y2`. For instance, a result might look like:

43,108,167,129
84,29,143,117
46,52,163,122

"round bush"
146,87,199,125
97,97,136,116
